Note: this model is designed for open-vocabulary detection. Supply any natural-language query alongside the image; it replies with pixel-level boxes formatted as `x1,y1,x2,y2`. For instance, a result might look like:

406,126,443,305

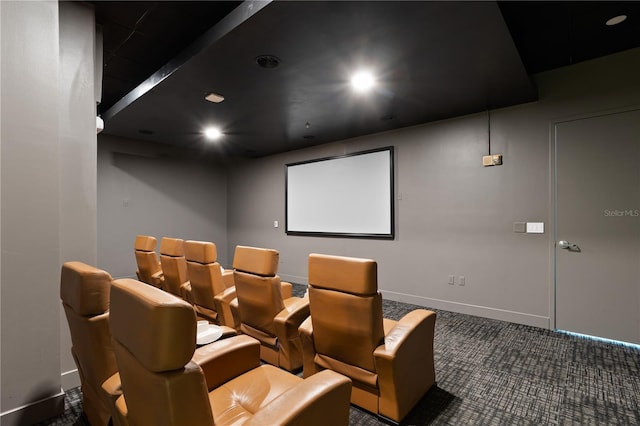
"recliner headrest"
60,261,112,316
110,279,196,372
308,253,378,296
233,245,278,277
184,240,217,264
159,237,184,257
134,235,157,252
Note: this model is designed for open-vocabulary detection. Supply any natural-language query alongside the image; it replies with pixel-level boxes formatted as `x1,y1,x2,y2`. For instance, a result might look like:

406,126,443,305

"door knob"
558,240,580,251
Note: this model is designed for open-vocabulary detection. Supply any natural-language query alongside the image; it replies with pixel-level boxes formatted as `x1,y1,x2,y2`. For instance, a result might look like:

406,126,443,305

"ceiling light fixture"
205,92,225,103
606,14,627,26
204,127,222,140
350,70,375,93
256,55,281,69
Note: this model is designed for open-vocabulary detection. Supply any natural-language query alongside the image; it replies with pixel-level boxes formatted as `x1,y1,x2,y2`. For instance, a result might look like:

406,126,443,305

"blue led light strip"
557,329,640,350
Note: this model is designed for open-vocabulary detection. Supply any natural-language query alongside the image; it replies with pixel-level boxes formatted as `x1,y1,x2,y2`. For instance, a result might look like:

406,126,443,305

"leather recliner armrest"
150,270,164,288
298,316,319,378
222,269,234,288
229,296,241,331
373,309,437,422
180,281,192,303
101,373,127,426
280,281,293,299
244,370,352,426
113,395,128,426
274,297,310,340
192,335,261,391
101,372,123,402
214,286,238,329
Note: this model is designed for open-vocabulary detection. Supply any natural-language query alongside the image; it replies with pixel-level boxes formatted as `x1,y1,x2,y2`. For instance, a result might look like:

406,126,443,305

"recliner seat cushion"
208,364,301,424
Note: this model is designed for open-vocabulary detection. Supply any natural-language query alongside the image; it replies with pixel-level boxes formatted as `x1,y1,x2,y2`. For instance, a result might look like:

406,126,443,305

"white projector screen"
286,147,394,239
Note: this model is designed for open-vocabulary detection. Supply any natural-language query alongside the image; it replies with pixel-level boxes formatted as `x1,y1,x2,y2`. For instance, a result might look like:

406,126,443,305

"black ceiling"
499,1,640,73
95,1,242,114
93,1,640,159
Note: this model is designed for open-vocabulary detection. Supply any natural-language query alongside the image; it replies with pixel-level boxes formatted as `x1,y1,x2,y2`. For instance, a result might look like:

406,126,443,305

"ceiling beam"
103,0,272,122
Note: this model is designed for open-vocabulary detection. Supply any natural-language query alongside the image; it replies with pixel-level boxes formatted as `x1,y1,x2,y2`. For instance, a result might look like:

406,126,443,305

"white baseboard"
278,274,550,329
61,368,81,391
0,390,65,426
380,289,550,329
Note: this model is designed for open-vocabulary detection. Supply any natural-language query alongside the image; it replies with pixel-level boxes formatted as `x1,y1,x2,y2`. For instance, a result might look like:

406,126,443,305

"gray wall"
1,1,97,423
97,134,229,277
226,47,640,328
1,1,62,422
58,1,99,392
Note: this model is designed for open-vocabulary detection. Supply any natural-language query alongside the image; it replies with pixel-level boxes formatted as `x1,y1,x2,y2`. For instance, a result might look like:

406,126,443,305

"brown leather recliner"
109,278,352,426
299,253,437,423
134,235,162,287
158,237,190,300
184,240,235,327
219,246,293,332
60,261,125,426
231,245,309,372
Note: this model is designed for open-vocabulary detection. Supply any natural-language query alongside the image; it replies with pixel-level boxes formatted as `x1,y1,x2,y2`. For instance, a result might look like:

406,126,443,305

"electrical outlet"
459,276,465,286
448,275,455,285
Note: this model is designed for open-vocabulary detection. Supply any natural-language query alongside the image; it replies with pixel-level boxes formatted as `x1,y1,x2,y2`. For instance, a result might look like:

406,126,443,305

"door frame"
549,104,640,332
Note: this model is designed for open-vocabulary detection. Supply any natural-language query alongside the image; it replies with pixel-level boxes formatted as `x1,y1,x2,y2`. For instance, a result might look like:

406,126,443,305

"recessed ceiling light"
256,55,281,69
205,92,225,103
204,127,222,140
606,14,627,26
351,70,375,93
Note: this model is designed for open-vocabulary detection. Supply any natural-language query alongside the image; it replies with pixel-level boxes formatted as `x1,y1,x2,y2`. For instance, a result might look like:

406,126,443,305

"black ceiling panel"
93,1,640,159
499,1,640,73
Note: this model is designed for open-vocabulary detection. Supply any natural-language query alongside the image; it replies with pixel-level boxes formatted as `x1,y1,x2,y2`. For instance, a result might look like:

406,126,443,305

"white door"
555,109,640,345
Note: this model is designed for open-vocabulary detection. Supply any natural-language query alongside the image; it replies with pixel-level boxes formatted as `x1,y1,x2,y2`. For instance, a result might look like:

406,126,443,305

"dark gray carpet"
39,284,640,425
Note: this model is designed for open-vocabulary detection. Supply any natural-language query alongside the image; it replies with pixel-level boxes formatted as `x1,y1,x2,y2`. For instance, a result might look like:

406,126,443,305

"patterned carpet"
39,284,640,425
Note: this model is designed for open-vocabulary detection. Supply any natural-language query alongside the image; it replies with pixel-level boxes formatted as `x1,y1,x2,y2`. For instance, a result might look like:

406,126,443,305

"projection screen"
286,147,394,239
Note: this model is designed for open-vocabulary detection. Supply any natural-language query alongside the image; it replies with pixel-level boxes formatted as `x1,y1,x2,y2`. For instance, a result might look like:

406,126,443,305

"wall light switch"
513,222,526,233
526,222,544,233
448,275,455,285
274,221,279,228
